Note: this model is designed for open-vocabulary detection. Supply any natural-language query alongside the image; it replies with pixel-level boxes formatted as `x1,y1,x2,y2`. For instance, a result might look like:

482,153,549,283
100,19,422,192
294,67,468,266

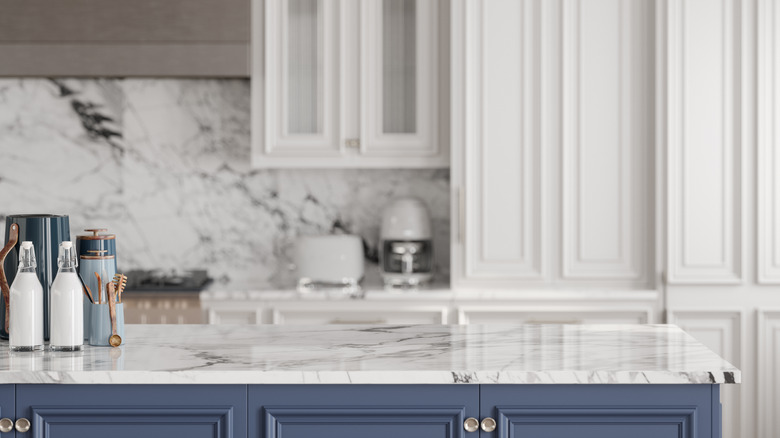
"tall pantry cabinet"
449,0,780,438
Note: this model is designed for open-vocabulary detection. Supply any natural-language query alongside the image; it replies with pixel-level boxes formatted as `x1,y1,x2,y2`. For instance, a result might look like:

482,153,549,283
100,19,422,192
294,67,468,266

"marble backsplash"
0,79,450,288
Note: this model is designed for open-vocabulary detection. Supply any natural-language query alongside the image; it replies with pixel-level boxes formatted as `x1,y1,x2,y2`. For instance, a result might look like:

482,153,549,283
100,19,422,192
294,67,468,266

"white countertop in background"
0,324,739,385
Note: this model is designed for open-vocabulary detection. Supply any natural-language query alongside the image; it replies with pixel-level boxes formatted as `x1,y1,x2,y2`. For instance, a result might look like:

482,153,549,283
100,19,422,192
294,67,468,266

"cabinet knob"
15,418,30,433
0,418,12,433
345,138,360,148
480,417,496,432
463,417,479,432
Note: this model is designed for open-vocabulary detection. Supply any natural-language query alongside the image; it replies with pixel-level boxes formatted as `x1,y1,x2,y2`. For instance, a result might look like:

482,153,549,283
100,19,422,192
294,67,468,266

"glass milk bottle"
49,242,83,351
9,241,44,351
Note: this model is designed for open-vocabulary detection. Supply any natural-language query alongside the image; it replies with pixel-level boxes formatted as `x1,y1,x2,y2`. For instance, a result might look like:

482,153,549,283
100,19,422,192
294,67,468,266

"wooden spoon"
107,283,121,347
0,224,19,333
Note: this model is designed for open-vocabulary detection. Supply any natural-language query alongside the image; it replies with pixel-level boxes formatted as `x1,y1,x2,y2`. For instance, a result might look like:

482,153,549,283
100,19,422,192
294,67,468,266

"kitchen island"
0,324,739,437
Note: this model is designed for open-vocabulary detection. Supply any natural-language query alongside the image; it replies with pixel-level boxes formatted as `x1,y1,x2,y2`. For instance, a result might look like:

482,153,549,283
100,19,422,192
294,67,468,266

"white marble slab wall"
0,79,450,288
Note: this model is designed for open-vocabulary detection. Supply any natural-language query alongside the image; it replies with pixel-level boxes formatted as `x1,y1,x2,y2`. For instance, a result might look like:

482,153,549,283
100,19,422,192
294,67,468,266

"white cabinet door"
361,0,439,159
252,0,446,168
457,306,651,325
271,303,449,324
262,0,341,158
451,0,652,289
665,0,742,284
758,310,780,438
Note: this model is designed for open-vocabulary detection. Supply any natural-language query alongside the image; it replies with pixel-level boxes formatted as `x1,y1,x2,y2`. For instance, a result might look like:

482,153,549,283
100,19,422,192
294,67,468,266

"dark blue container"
2,214,71,340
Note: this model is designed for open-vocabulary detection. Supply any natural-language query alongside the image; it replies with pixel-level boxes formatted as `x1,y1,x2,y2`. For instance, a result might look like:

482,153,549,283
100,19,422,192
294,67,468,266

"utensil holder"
88,303,123,346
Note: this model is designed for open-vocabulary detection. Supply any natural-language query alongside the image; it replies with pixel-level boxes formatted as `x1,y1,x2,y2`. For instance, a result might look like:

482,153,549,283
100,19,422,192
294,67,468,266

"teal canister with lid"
76,229,117,340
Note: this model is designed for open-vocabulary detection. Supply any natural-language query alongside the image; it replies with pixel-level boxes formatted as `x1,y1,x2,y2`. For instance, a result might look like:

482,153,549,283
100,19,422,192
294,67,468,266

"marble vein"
0,324,740,385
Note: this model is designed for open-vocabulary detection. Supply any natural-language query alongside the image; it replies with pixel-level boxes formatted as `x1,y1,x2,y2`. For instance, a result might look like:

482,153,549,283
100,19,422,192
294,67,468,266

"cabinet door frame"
16,384,247,438
263,0,342,157
479,384,720,438
360,0,439,157
249,384,478,438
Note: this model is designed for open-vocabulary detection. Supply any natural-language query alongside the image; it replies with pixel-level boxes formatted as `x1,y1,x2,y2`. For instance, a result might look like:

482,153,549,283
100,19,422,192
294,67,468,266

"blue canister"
2,214,71,340
76,229,117,341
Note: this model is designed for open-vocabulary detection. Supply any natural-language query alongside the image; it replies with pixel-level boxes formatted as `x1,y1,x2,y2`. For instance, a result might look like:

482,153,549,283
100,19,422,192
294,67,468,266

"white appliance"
294,235,364,297
379,197,433,287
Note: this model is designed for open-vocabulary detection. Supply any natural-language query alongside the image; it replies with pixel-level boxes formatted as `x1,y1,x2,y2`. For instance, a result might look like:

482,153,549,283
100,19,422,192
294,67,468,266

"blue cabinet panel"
16,384,246,438
249,385,479,438
0,384,14,438
480,384,719,438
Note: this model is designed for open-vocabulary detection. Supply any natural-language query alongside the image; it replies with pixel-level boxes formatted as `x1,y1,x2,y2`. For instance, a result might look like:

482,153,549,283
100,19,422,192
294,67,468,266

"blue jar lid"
76,229,116,259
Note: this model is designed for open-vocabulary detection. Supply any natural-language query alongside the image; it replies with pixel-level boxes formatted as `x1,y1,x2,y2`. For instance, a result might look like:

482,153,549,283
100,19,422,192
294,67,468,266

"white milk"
49,242,83,351
9,241,44,351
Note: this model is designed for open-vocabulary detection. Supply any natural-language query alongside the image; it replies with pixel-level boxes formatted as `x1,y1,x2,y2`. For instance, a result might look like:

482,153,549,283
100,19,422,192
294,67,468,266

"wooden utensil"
107,282,121,347
112,273,127,304
80,277,94,304
94,272,102,304
0,224,19,333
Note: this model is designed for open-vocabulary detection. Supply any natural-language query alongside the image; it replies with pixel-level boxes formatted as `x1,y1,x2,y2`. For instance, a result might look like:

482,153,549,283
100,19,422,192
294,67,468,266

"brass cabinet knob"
0,418,13,433
481,417,497,432
463,417,479,432
15,418,30,433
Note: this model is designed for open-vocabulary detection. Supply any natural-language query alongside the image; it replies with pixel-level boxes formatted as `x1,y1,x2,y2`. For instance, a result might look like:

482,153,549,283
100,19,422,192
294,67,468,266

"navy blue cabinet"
480,384,721,438
15,385,246,438
0,385,14,438
0,384,722,438
249,385,479,438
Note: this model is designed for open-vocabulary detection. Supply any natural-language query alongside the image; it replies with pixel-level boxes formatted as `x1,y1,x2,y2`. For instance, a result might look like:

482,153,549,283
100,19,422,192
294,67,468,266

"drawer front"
16,384,246,438
250,385,478,438
481,384,719,438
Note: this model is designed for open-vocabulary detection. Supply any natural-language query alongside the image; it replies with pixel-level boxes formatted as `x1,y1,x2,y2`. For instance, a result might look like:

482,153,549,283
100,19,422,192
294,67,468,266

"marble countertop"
0,324,738,385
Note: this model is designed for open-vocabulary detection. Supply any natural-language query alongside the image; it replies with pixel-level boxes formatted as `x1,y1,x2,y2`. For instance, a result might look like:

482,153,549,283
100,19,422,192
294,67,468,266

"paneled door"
15,385,246,438
361,0,440,158
250,385,478,438
480,384,719,438
262,0,342,158
451,0,653,289
0,385,13,438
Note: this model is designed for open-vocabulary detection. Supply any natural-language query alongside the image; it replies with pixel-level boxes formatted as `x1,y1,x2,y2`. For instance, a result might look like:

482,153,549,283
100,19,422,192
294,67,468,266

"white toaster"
294,235,364,292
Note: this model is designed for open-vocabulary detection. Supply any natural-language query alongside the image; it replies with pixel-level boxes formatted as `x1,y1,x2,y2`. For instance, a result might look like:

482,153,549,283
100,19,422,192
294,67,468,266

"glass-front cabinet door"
361,0,439,158
263,0,341,157
253,0,445,168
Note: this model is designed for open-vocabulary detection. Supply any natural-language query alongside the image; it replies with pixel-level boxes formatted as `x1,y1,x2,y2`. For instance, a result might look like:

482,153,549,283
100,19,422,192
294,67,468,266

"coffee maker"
379,198,433,287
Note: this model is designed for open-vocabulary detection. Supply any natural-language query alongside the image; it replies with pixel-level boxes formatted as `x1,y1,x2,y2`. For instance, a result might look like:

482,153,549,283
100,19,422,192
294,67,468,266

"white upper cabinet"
451,0,654,289
252,0,447,168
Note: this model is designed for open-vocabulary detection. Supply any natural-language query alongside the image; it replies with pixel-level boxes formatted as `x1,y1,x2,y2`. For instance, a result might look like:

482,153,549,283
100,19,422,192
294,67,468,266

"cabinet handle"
15,418,30,433
480,417,496,432
0,418,12,433
345,138,360,149
463,417,479,432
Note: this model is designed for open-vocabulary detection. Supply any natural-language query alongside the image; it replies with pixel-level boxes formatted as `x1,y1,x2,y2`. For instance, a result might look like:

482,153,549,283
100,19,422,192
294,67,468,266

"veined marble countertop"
0,324,738,385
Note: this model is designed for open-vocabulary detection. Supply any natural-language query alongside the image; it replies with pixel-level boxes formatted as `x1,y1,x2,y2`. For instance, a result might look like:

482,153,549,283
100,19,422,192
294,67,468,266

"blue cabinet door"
16,384,246,438
249,385,479,438
0,384,14,438
481,384,721,438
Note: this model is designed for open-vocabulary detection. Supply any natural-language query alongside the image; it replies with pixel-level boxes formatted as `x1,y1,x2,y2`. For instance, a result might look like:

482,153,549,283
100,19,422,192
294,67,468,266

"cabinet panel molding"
361,0,439,156
463,0,545,280
667,310,743,438
758,310,780,438
263,0,341,156
263,407,464,438
560,0,651,282
666,0,742,284
758,0,780,283
457,306,652,325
